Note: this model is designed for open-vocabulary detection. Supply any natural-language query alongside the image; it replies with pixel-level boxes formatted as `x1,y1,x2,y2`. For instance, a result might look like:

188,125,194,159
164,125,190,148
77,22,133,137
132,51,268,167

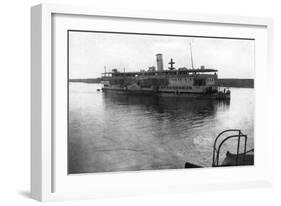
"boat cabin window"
193,79,206,86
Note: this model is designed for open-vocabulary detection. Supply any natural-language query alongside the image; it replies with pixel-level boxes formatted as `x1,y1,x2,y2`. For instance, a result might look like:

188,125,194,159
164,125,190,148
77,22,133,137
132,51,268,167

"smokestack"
156,54,163,71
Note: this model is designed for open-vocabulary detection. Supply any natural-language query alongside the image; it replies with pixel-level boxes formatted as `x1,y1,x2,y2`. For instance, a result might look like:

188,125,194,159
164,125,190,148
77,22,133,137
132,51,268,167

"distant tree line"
217,79,254,88
69,78,101,83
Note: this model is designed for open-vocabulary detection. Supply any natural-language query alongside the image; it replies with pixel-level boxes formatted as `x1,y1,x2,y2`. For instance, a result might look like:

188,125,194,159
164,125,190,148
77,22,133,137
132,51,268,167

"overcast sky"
69,31,255,79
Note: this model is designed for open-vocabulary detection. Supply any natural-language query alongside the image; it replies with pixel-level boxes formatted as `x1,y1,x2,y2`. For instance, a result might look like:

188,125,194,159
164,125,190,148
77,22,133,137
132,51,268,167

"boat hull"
101,87,230,99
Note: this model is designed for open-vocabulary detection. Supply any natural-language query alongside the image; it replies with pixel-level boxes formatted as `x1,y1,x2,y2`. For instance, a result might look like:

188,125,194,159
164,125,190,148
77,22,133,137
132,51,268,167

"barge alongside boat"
101,49,230,99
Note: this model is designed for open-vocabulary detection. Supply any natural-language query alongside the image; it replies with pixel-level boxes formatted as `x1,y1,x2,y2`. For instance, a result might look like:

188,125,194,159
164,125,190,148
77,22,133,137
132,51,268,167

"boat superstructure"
101,46,230,99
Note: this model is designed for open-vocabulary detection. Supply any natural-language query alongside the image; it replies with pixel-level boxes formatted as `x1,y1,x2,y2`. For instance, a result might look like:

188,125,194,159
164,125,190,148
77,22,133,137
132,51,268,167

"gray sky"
69,31,255,79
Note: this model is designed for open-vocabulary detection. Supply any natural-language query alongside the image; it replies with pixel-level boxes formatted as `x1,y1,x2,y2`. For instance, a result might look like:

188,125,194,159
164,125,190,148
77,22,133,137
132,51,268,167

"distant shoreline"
69,78,254,88
217,79,254,88
69,78,101,84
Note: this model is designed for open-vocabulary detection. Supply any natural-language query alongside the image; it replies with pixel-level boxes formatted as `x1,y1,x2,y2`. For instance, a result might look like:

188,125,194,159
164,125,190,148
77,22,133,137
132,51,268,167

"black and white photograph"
67,30,255,174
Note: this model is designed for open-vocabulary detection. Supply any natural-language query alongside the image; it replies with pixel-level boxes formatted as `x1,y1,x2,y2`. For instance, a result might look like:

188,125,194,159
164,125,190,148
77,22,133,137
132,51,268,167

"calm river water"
68,83,254,174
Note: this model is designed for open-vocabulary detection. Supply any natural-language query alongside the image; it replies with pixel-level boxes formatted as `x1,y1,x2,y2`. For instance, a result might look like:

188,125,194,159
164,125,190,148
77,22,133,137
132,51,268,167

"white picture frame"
31,3,274,202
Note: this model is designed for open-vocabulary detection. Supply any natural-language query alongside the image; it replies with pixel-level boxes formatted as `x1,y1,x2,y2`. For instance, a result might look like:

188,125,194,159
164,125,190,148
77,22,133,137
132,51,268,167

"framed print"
31,3,274,201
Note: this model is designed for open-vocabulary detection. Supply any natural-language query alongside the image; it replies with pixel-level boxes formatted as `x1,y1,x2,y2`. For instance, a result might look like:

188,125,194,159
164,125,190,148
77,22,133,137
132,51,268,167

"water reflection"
102,92,230,128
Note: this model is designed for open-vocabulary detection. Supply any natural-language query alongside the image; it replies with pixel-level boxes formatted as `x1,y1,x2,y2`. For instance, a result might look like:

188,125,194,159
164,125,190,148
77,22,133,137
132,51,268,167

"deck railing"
212,129,248,167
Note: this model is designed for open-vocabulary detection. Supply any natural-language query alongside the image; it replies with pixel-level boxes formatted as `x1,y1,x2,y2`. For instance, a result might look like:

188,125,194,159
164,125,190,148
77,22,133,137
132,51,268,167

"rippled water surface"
68,83,254,174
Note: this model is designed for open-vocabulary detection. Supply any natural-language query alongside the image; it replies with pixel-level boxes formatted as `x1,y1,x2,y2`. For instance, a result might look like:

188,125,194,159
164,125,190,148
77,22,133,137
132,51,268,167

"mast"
104,66,106,77
189,42,194,69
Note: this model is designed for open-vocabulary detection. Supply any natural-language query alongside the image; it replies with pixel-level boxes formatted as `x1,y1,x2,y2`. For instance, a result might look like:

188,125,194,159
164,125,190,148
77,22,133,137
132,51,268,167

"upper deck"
102,68,218,78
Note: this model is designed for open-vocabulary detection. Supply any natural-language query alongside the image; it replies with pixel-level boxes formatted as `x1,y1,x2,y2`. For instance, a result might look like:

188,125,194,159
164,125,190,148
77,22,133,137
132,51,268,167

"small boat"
222,149,254,166
185,129,254,168
97,89,101,91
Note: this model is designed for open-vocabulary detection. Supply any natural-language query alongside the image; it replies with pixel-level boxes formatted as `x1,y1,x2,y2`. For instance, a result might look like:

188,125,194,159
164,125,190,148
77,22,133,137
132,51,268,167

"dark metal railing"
212,129,248,167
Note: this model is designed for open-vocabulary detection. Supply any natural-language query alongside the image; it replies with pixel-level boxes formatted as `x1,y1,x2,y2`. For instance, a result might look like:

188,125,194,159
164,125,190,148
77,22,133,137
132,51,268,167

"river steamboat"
101,48,230,99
